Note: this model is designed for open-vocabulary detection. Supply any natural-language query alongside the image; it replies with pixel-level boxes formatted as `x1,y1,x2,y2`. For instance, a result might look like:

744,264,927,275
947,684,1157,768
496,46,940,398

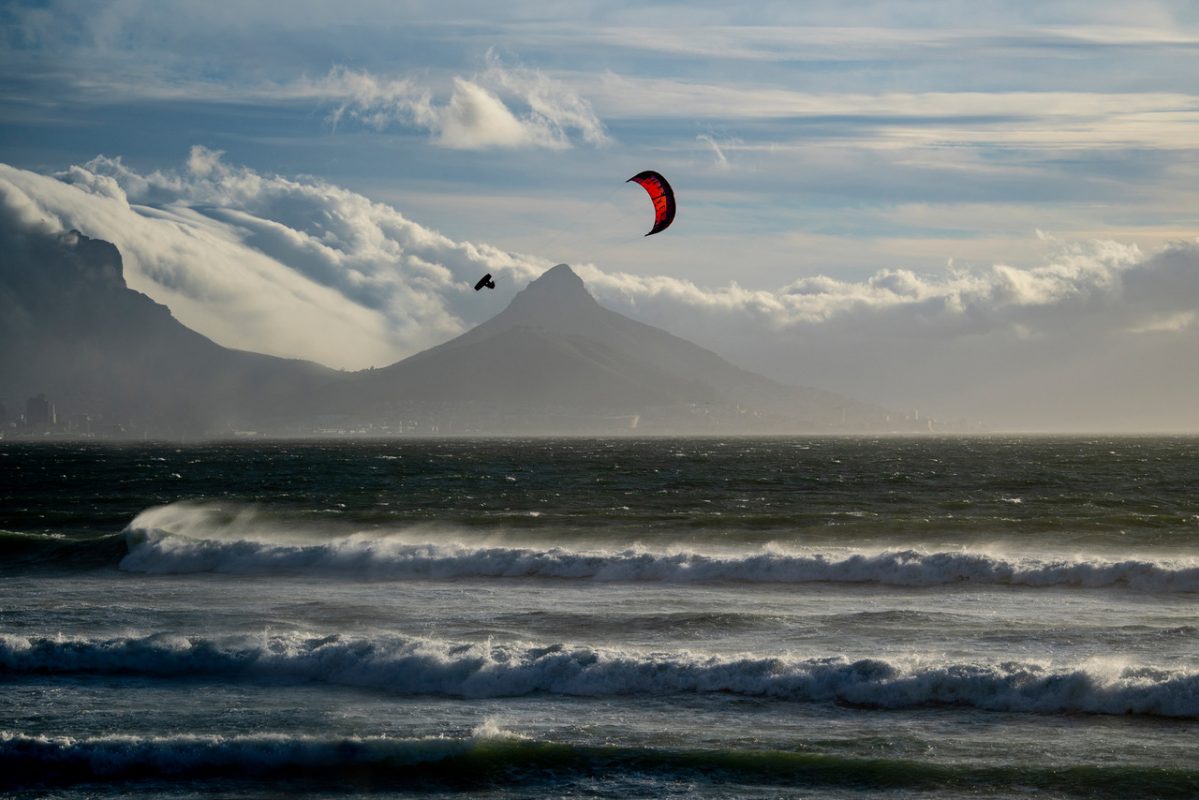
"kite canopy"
627,171,675,236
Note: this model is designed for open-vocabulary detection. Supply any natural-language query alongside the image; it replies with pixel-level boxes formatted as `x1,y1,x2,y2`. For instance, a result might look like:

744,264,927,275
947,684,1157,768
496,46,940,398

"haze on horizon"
2,0,1198,432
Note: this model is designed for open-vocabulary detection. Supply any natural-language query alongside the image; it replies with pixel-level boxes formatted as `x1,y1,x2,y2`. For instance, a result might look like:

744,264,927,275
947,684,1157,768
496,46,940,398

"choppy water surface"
2,437,1198,798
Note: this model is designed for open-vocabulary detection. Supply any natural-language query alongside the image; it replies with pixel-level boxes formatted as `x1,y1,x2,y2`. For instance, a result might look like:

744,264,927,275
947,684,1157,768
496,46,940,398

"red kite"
627,171,675,236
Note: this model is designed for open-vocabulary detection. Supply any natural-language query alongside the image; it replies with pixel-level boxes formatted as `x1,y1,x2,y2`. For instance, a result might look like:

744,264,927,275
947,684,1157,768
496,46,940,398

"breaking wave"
3,632,1196,718
120,505,1199,591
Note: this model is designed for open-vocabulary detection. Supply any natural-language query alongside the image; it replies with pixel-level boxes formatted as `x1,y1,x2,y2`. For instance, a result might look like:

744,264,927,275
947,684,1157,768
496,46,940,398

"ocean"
2,437,1197,798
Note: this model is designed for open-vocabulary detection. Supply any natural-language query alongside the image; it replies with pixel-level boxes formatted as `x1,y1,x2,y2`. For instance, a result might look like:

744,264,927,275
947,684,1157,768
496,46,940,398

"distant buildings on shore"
25,393,54,428
0,393,102,438
1,389,986,440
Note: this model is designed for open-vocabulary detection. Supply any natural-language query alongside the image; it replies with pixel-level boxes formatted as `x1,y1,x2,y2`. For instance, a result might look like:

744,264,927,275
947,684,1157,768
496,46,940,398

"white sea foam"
2,632,1196,718
120,506,1199,592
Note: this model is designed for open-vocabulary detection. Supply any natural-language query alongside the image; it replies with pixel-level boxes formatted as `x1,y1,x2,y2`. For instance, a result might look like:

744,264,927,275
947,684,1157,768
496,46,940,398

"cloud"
696,133,732,169
586,74,1199,150
572,235,1154,336
1128,310,1196,334
583,21,1199,64
479,51,609,147
313,57,608,150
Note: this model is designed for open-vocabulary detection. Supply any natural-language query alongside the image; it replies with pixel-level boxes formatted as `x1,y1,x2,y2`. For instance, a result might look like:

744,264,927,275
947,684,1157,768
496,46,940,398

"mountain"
1,227,902,436
324,264,894,434
0,226,334,435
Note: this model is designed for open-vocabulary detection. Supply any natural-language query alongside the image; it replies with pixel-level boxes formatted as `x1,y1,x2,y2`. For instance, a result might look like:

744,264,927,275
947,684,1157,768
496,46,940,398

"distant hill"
1,228,905,436
322,264,897,433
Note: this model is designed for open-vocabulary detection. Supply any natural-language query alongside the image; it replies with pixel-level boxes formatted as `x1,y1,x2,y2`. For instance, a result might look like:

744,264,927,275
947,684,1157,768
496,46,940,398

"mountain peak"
523,263,587,295
533,263,583,285
500,263,602,325
63,229,126,289
1,225,127,298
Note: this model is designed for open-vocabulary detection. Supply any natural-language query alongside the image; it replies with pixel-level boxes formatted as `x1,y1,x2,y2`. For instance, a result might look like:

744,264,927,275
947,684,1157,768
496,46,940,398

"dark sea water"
2,437,1198,798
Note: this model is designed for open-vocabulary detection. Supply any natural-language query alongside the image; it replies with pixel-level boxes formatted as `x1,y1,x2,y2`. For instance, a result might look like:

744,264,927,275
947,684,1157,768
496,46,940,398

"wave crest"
120,530,1199,594
3,632,1195,718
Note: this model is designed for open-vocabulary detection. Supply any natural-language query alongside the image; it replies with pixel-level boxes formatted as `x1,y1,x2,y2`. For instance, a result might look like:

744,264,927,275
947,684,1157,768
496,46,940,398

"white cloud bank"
0,148,545,368
2,150,1197,429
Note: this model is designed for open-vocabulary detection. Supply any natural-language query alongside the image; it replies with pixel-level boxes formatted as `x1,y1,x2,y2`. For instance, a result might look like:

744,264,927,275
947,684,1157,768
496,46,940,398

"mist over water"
3,437,1199,798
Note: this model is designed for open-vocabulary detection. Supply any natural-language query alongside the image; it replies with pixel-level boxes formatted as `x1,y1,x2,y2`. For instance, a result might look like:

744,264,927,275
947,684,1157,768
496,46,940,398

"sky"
1,0,1198,430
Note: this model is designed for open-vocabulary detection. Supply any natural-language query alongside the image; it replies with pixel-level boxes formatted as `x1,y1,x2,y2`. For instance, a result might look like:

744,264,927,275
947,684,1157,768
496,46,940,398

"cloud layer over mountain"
3,151,1197,429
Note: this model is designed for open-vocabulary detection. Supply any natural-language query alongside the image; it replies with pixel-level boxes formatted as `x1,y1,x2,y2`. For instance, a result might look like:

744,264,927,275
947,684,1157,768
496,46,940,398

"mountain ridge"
0,226,335,435
1,228,902,436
